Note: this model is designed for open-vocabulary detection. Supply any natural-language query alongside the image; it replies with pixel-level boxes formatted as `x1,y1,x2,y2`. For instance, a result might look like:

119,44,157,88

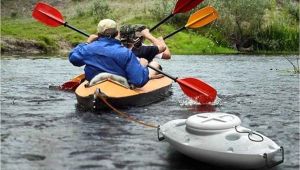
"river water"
1,55,299,170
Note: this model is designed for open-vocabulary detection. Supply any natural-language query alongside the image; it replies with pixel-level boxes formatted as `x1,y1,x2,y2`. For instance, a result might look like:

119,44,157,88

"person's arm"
141,29,166,53
124,52,149,87
139,58,149,67
69,34,98,66
69,43,87,67
157,37,171,59
133,46,159,62
86,34,99,43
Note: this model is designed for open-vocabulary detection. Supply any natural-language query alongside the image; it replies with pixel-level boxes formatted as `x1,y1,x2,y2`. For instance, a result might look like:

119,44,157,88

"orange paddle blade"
32,2,65,27
185,6,219,29
177,78,217,104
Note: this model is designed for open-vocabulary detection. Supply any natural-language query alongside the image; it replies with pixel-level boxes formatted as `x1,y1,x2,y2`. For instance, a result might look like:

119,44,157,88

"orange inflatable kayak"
75,76,173,111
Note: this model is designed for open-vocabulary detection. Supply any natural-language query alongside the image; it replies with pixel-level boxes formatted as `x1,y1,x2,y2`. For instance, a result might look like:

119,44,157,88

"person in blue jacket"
68,19,149,87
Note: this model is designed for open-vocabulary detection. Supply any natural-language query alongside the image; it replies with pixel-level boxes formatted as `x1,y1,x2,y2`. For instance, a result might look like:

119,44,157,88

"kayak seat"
88,73,130,88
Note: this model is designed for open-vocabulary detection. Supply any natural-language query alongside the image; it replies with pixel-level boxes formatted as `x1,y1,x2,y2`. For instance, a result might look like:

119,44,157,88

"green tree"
206,0,299,52
208,0,271,51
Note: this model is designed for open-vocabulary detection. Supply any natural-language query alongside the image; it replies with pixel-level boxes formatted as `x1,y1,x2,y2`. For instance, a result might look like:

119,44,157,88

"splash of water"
179,96,222,107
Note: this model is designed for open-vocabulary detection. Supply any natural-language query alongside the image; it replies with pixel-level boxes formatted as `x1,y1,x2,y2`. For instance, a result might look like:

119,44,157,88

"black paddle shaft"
147,65,178,81
150,14,174,32
163,26,186,40
64,22,89,37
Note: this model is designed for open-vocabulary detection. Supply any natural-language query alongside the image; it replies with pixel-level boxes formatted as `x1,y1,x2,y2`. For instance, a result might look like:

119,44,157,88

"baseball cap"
97,19,117,34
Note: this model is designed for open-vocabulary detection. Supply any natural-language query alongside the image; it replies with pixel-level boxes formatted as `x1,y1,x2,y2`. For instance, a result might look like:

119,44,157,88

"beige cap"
97,19,117,34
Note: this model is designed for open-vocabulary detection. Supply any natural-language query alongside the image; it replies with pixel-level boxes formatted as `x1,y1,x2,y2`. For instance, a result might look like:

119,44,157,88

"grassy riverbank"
1,17,234,55
1,0,299,55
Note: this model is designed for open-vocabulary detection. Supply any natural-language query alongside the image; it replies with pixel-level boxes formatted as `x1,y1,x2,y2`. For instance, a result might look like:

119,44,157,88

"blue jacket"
69,37,149,87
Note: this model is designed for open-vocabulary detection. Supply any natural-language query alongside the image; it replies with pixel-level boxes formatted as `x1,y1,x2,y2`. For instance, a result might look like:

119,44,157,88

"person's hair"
120,24,146,48
121,41,133,48
98,28,118,38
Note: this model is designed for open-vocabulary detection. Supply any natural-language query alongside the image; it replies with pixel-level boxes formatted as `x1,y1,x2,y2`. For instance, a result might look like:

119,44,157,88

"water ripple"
1,55,299,170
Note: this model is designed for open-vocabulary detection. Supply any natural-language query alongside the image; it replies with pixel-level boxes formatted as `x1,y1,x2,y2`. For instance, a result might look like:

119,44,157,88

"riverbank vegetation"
1,0,299,55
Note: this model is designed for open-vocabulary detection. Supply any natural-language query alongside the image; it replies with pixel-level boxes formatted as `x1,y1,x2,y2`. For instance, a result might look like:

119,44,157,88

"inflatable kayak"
158,112,284,169
75,74,173,110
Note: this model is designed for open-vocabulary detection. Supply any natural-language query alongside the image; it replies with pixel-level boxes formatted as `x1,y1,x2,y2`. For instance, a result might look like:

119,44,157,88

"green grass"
1,16,236,54
1,0,237,55
1,0,299,54
165,29,235,54
1,17,93,50
122,18,236,54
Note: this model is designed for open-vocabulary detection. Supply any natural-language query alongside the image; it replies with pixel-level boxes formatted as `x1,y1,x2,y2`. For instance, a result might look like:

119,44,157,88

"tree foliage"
206,0,299,52
149,0,299,52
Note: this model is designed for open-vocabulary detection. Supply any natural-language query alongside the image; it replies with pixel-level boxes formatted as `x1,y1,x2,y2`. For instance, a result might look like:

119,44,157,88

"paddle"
59,73,85,91
150,0,204,32
32,2,89,91
32,2,89,37
164,6,218,39
148,6,218,104
148,65,216,104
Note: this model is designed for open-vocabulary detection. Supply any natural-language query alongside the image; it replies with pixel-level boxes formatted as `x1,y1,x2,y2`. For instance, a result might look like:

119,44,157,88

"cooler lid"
186,112,241,131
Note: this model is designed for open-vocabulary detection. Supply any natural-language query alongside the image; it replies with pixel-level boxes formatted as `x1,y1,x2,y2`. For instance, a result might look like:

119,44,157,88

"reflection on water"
1,55,299,170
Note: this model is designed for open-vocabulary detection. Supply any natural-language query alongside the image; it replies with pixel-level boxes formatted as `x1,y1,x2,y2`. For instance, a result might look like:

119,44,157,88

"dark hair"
120,24,146,48
98,28,118,38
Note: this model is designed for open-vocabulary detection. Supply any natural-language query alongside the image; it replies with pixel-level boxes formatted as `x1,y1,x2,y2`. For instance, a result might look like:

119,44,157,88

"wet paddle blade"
186,6,218,29
60,74,85,91
32,2,65,27
60,81,81,91
173,0,204,14
177,78,217,104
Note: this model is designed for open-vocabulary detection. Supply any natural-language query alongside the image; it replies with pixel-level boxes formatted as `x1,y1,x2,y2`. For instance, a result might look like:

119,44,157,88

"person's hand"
87,34,98,43
135,24,146,32
141,29,151,38
157,36,164,41
139,58,148,67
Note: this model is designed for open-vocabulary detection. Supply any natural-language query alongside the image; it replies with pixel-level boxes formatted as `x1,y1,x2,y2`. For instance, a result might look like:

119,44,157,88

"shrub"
286,1,299,21
73,0,111,23
255,24,299,51
89,0,111,23
10,12,17,18
149,0,174,21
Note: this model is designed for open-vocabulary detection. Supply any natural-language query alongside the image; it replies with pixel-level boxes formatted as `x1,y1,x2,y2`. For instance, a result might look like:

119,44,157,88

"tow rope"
95,88,158,128
235,126,264,142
